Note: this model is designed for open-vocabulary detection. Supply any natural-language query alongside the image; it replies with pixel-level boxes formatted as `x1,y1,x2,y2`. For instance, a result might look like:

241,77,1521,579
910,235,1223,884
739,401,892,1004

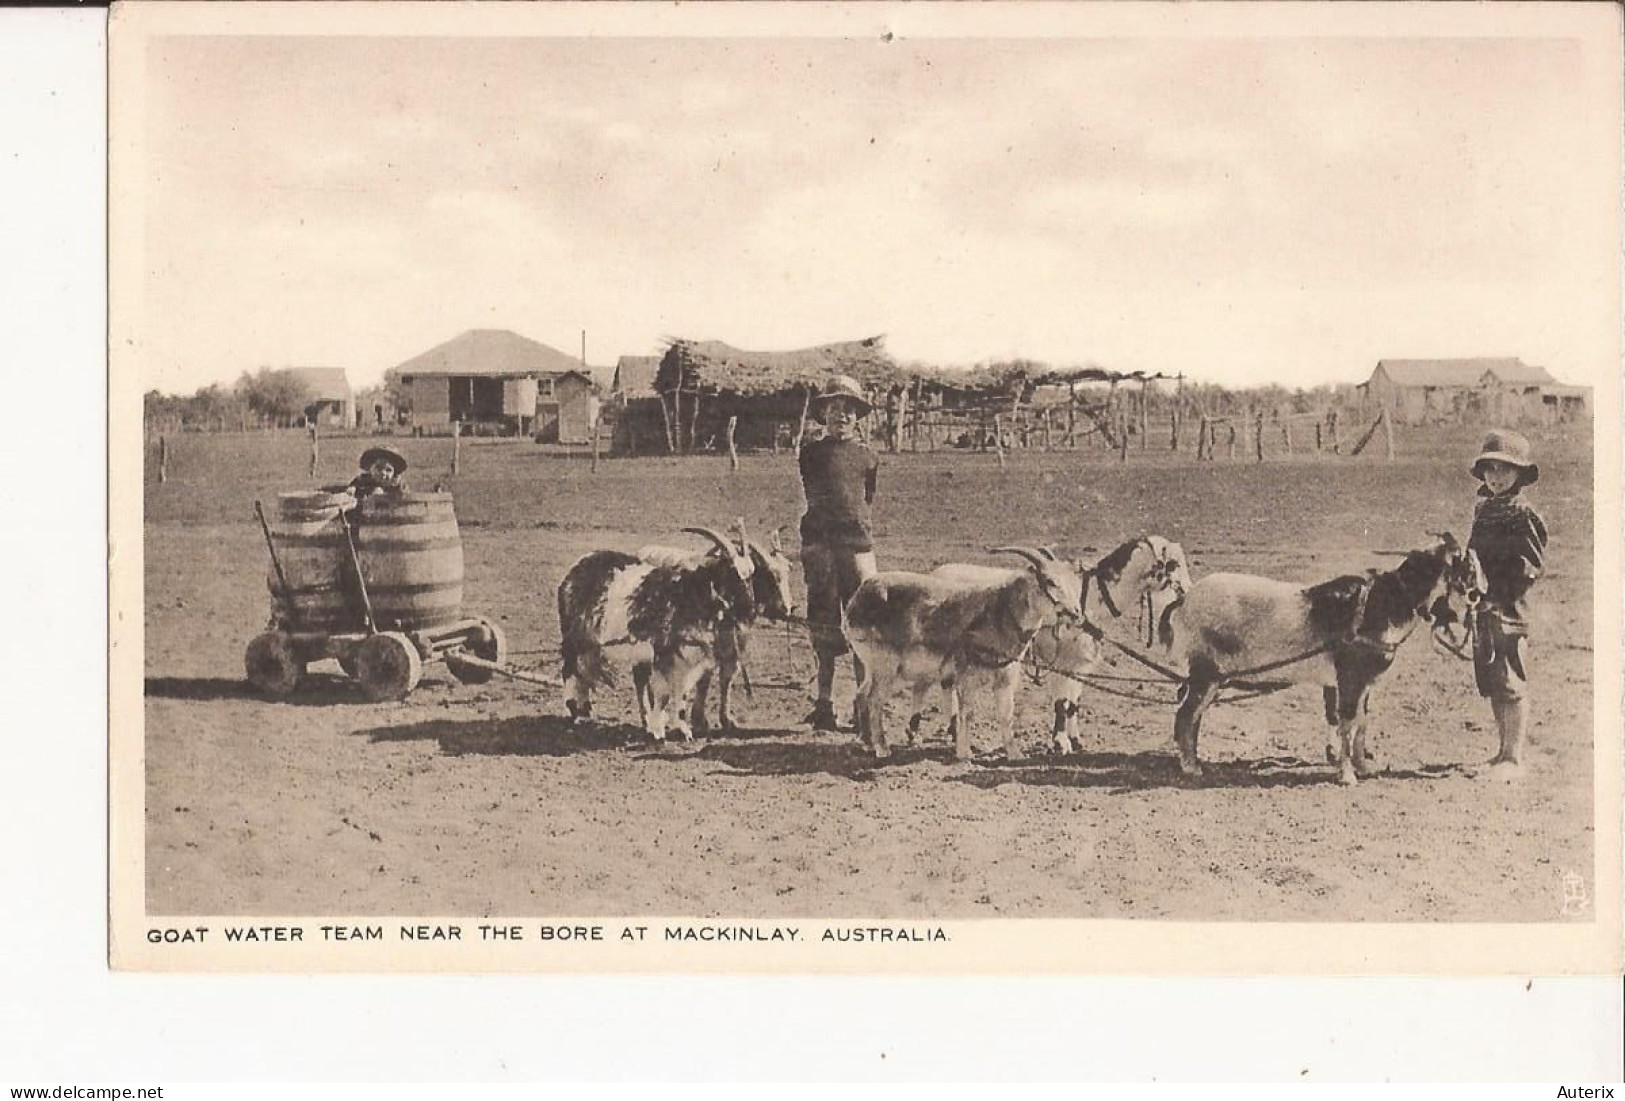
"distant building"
394,329,603,440
285,367,354,428
1362,358,1587,425
607,354,664,455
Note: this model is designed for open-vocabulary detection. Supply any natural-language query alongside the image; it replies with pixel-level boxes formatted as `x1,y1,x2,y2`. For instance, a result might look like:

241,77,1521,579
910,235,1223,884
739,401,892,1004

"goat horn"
991,545,1050,572
681,526,739,557
1036,545,1059,561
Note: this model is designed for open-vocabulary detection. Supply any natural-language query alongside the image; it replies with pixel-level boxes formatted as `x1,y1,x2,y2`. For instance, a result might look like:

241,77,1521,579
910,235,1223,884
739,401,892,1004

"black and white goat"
1159,533,1481,785
930,535,1192,754
633,527,796,735
557,526,756,741
845,547,1086,761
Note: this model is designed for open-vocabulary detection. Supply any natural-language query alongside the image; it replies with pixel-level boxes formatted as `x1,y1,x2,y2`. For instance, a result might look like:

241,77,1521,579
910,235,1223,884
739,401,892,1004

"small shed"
550,370,600,445
286,367,354,428
655,336,905,453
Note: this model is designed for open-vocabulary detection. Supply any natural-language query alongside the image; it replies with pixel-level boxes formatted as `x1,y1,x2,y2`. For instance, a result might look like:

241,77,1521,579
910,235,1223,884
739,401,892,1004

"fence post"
308,422,319,478
1139,387,1149,450
1170,409,1179,452
1282,418,1293,454
159,435,168,484
1254,410,1265,463
452,420,461,475
1327,410,1340,454
1227,422,1237,461
1118,410,1129,463
726,415,738,472
1315,420,1323,452
993,414,1007,469
1382,409,1395,460
592,421,602,473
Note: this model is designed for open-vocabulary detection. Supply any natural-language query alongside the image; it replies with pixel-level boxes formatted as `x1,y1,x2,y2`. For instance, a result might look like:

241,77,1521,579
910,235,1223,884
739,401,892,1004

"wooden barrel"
269,491,465,633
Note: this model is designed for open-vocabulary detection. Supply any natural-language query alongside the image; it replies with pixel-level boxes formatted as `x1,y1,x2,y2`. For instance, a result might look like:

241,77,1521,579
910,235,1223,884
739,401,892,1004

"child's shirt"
798,435,879,552
1468,486,1548,630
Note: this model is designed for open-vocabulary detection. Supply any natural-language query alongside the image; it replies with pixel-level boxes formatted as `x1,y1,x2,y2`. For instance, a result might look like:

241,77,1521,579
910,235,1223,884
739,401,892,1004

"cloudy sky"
132,13,1619,394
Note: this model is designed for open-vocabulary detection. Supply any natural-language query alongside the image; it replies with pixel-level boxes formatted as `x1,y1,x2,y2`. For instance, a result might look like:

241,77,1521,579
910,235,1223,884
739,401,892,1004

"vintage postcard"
110,1,1622,973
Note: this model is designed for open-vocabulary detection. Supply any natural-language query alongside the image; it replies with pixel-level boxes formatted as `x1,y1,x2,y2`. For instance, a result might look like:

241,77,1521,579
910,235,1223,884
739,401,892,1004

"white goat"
930,535,1192,754
845,547,1086,761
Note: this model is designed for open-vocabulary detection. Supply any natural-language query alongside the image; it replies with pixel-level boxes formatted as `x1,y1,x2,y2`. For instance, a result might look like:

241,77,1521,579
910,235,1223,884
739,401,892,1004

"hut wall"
611,398,671,455
410,378,452,426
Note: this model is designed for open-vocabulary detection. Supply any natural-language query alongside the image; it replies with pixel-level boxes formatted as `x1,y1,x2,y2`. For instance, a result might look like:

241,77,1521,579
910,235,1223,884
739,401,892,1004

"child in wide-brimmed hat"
348,447,410,497
1466,429,1548,772
798,375,879,732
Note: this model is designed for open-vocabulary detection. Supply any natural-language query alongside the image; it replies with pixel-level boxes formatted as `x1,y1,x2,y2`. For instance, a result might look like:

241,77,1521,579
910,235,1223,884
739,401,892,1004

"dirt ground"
140,425,1596,920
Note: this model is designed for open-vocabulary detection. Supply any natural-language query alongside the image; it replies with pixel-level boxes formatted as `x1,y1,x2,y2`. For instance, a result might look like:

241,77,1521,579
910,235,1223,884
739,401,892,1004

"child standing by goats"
798,375,880,732
1467,429,1548,772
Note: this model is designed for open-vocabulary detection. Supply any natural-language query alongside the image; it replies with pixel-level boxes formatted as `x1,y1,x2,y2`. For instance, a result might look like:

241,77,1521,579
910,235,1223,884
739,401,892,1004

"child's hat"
813,374,872,416
1470,429,1537,485
359,447,408,474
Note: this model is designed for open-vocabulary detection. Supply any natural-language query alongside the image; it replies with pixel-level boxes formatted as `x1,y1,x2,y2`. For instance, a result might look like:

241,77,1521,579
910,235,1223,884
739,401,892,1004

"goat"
845,547,1085,761
557,526,755,741
633,526,796,735
1158,533,1481,785
929,535,1192,754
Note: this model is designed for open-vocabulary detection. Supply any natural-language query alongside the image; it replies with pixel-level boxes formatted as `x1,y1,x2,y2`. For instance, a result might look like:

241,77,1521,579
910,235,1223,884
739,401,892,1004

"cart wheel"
245,631,304,698
354,632,423,701
447,620,507,685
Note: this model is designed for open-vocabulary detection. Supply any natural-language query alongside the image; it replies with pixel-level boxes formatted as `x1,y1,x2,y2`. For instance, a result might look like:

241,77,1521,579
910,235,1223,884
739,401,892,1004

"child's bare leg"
1490,696,1527,769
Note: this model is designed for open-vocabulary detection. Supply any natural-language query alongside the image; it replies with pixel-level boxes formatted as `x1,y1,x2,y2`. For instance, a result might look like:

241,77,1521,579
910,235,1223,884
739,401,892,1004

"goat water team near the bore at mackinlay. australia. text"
431,374,1518,788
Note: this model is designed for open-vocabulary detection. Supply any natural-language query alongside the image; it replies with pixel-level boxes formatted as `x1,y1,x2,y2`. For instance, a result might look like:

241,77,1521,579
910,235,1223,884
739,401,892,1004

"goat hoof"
1178,758,1203,778
1338,768,1358,787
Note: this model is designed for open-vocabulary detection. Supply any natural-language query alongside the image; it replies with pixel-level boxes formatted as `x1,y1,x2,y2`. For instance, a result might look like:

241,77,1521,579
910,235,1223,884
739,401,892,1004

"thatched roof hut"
652,336,905,454
656,336,904,397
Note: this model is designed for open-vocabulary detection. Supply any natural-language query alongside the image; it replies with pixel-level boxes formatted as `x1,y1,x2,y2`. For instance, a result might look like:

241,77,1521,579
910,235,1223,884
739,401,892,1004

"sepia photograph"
108,2,1621,974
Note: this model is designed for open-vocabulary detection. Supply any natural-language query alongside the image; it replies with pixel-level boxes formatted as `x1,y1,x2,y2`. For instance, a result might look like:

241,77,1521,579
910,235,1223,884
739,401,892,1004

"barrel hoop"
359,580,464,598
350,512,461,527
275,533,464,552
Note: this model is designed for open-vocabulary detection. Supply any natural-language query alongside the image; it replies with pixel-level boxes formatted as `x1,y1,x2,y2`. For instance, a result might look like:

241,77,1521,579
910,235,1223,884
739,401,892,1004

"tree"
236,367,315,425
382,367,412,422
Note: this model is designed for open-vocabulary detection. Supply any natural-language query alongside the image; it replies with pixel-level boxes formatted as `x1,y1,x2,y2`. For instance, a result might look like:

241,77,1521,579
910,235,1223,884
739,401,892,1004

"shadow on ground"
949,751,1348,792
146,675,370,707
356,713,643,756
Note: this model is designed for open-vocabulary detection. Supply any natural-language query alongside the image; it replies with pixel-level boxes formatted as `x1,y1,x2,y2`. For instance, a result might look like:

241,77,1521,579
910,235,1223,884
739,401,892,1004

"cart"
245,490,506,701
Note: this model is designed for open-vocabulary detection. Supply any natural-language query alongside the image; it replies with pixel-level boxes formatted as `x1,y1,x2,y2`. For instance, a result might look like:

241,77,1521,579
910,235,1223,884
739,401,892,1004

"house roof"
656,336,906,396
1372,358,1542,387
395,329,587,379
284,367,352,401
1480,361,1558,386
613,355,661,397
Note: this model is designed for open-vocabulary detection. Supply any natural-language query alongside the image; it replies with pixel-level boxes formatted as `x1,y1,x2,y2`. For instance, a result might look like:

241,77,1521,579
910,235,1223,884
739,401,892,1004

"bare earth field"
139,426,1596,921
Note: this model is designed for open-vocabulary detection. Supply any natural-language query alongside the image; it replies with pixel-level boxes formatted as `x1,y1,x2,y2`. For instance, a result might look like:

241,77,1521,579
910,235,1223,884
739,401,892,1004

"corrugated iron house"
654,336,906,453
395,329,602,440
1363,358,1583,425
286,367,354,428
